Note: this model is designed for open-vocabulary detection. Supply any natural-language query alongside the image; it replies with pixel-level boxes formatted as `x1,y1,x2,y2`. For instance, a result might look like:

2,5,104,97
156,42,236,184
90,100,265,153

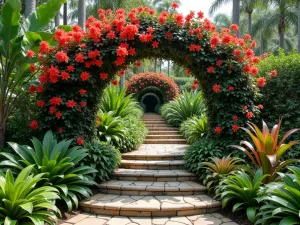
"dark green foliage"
172,77,194,92
119,116,148,153
180,116,208,144
257,166,300,225
0,166,60,225
161,91,206,127
218,169,267,224
0,131,97,211
82,141,121,182
136,86,166,103
184,138,223,180
258,50,300,159
100,86,142,118
96,112,126,147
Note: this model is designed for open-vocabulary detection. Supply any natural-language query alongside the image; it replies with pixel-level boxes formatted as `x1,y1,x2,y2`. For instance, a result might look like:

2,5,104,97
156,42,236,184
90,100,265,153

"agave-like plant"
230,119,300,183
100,86,142,118
96,111,126,148
161,91,206,127
218,169,268,224
180,116,208,144
202,155,245,191
0,131,97,211
0,165,60,225
257,166,300,225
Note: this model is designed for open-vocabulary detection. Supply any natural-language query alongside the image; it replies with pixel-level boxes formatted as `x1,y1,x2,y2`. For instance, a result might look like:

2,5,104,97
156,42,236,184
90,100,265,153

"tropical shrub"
82,141,121,182
126,72,180,102
180,116,208,144
161,91,206,127
100,86,142,118
184,139,223,180
33,5,266,142
119,116,148,153
230,119,300,183
257,166,300,225
96,111,126,147
172,77,194,92
218,169,268,224
202,155,245,191
0,131,97,211
0,165,60,225
0,0,66,147
258,50,300,159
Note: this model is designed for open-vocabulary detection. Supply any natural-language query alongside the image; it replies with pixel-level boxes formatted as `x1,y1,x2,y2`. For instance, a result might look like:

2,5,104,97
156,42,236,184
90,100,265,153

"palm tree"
55,12,61,27
78,0,86,30
297,0,300,52
252,0,297,50
63,3,68,25
25,0,36,17
209,0,241,27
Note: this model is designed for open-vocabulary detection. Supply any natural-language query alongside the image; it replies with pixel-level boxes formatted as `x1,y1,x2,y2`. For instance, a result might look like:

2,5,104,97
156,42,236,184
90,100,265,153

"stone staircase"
79,113,222,219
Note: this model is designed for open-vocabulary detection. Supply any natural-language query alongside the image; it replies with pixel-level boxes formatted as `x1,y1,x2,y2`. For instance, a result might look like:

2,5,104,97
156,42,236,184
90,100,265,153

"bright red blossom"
80,71,90,81
50,97,62,105
27,50,35,59
55,111,62,119
30,64,36,73
213,84,221,93
30,120,38,130
258,104,264,109
67,65,75,72
271,70,277,76
77,137,84,145
246,111,253,119
75,53,85,63
100,72,108,80
58,128,64,133
37,100,45,108
215,126,222,134
232,124,239,132
152,41,159,48
228,86,234,91
56,51,69,63
216,60,223,67
171,2,179,9
207,66,215,73
257,77,266,87
79,89,87,95
66,100,77,108
61,71,70,80
29,85,36,94
112,79,118,86
233,116,238,121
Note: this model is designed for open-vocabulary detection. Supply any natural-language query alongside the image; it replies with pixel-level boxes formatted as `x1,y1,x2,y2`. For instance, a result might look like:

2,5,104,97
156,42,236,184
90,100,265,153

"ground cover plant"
180,116,208,144
0,165,60,225
0,131,97,211
161,91,206,127
82,141,121,182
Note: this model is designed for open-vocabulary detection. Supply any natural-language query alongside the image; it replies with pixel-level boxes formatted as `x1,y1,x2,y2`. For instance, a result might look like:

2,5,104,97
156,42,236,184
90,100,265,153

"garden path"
63,113,239,225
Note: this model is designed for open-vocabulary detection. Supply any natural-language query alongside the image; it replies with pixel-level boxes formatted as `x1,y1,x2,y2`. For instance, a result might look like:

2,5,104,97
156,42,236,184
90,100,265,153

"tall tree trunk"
248,12,252,35
55,13,60,27
298,1,300,52
120,73,126,90
78,0,86,31
232,0,240,36
167,60,170,76
63,3,68,25
25,0,36,18
0,105,6,147
279,16,285,50
260,32,264,55
154,59,157,72
159,59,162,73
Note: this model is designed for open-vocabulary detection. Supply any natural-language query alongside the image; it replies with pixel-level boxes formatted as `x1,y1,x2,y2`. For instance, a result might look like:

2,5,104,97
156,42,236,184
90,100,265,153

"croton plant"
28,2,275,143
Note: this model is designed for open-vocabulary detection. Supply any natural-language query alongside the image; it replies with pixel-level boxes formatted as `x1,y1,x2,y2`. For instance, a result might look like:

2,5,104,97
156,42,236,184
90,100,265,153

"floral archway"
30,3,269,143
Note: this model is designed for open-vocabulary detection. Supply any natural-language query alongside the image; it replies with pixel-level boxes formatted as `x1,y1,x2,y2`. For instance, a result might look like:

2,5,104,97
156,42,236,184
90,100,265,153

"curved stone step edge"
121,153,184,160
80,194,221,217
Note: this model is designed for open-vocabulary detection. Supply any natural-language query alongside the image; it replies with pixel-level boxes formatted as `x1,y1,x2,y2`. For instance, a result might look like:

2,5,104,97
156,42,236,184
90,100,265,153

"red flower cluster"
126,72,179,101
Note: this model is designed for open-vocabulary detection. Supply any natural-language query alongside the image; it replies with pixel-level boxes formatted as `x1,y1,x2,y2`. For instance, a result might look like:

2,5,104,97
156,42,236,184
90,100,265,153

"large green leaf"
25,0,67,32
0,0,21,55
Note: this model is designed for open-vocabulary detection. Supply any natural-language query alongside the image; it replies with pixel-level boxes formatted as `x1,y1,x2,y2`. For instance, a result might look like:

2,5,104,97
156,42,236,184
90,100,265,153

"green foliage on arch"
30,6,270,142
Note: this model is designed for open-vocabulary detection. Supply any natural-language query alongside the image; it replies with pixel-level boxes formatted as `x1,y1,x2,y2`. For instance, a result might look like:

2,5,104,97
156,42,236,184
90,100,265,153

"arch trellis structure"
32,5,269,142
140,93,162,113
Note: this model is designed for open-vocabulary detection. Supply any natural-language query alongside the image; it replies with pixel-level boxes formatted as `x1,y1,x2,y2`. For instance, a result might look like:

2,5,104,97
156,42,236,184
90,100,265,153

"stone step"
144,139,187,144
146,135,185,140
112,169,197,182
120,160,185,170
143,120,166,123
122,153,184,160
99,181,205,196
147,127,179,131
145,124,172,127
148,130,180,135
80,194,221,217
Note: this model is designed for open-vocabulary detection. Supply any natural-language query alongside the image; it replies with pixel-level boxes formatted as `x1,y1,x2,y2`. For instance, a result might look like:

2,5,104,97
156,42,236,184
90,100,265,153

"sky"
177,0,232,19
